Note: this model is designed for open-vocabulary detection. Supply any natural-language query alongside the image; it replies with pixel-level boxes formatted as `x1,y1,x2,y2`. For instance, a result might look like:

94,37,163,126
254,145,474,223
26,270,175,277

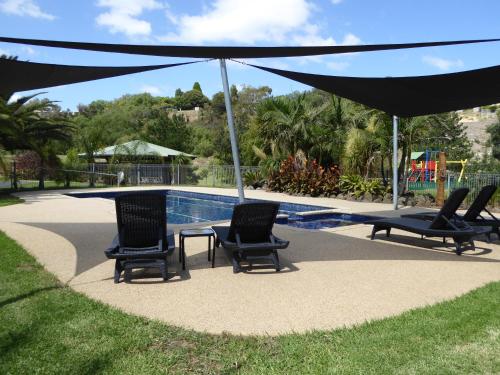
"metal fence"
407,171,500,207
1,163,259,191
92,163,259,187
3,162,498,208
3,165,118,190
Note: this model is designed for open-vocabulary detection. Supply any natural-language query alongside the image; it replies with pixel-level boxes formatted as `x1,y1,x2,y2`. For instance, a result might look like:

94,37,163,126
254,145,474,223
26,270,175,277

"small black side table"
179,228,216,270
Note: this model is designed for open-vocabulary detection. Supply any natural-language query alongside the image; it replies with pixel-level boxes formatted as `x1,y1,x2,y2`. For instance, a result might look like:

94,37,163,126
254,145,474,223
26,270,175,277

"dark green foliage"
339,175,386,198
192,82,202,93
175,90,209,110
142,113,193,153
243,170,265,189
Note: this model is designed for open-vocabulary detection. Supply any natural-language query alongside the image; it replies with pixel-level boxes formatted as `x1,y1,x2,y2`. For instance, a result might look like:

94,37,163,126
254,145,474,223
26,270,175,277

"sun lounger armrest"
483,207,499,222
235,232,242,247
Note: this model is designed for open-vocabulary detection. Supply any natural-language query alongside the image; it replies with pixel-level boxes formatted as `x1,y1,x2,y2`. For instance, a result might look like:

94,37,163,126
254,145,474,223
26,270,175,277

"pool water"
66,190,379,229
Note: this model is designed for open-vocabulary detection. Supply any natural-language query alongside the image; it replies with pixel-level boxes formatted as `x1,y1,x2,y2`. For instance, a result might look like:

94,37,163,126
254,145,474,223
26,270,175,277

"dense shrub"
339,175,386,198
243,170,265,189
268,155,340,197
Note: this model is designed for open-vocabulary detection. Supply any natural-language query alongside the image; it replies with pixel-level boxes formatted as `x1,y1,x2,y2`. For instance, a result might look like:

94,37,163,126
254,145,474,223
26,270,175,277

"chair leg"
178,235,182,263
208,236,211,261
161,259,168,281
231,252,242,273
114,260,122,284
271,250,281,272
211,237,216,268
454,240,463,256
124,267,132,283
442,237,446,244
386,228,391,238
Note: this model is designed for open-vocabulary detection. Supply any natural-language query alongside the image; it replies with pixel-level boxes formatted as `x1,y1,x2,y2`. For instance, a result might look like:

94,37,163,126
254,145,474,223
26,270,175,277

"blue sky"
1,0,499,110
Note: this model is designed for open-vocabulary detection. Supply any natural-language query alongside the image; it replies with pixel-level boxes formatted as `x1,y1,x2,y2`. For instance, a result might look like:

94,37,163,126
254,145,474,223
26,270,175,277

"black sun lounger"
402,185,499,240
105,192,175,283
212,202,289,273
366,188,491,255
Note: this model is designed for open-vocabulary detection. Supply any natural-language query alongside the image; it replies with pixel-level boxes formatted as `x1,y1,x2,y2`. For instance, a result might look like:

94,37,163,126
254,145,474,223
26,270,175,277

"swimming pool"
66,190,380,229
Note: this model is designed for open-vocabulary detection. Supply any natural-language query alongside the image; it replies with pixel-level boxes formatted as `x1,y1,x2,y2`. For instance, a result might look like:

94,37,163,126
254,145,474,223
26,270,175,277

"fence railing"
2,163,259,191
3,162,498,208
407,171,500,207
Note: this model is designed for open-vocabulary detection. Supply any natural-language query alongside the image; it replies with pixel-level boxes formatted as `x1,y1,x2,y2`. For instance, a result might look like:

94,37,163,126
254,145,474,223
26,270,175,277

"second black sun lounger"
366,188,491,255
402,184,499,240
212,202,289,273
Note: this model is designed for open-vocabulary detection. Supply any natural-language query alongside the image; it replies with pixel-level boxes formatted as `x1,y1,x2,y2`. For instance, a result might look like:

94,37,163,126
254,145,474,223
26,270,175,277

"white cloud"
326,61,349,71
140,84,162,95
96,0,163,37
0,0,55,20
422,55,464,71
342,33,361,45
331,0,343,4
0,48,11,56
291,24,336,46
21,46,36,55
160,0,316,44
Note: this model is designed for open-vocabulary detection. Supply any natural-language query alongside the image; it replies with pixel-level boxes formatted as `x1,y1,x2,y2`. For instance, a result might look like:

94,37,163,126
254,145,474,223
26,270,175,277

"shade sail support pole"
219,58,245,202
392,115,399,210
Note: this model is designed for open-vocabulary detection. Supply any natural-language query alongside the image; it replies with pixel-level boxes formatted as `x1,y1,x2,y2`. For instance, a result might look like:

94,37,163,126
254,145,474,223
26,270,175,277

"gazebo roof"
88,140,195,158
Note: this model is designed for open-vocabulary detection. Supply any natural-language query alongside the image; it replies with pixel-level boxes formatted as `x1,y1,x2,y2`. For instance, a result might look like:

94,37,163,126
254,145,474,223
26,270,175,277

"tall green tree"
142,113,193,153
0,94,73,188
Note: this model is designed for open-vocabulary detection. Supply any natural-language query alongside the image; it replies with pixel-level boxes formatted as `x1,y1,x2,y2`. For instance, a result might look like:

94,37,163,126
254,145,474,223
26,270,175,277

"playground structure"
408,150,468,184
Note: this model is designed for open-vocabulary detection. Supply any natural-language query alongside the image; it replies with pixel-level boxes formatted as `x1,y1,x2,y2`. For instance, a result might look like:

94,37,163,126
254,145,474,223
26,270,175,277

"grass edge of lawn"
0,229,499,374
0,193,24,207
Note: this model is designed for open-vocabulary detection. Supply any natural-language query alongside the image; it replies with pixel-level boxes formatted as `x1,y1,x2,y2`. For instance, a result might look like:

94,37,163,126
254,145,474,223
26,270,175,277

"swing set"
408,150,468,184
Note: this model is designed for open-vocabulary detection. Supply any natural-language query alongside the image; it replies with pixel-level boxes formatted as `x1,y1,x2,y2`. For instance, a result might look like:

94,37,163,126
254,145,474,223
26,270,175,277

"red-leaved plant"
268,154,340,197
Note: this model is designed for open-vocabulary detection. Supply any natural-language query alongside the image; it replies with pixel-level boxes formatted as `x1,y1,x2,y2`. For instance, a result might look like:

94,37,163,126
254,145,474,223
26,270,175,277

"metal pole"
219,58,245,202
392,115,399,210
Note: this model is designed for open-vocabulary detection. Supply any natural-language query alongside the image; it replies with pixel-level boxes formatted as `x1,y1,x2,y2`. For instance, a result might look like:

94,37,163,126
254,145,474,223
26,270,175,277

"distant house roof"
84,140,195,158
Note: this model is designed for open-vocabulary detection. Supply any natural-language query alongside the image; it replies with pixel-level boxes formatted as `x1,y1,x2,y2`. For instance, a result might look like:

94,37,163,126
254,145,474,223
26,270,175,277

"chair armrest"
104,235,120,258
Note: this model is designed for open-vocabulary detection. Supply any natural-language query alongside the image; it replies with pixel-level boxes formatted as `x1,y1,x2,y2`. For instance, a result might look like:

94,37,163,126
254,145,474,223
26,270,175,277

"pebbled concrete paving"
0,186,498,335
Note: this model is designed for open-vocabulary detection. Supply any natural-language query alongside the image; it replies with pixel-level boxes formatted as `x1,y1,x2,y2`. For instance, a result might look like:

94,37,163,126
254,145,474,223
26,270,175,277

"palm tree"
255,94,322,158
0,94,73,188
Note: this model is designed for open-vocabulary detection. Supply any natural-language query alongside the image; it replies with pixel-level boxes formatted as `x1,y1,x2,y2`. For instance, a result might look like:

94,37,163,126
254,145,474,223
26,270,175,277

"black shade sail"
1,36,499,58
249,63,500,117
0,58,197,97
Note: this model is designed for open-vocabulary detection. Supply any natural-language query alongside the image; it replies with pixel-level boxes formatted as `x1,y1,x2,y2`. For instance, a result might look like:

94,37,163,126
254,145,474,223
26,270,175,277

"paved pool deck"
0,186,499,336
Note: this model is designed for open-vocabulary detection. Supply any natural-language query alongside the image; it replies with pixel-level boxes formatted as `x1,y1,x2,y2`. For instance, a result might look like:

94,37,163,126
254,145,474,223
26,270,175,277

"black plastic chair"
366,188,491,255
105,192,175,283
402,185,499,240
212,202,289,273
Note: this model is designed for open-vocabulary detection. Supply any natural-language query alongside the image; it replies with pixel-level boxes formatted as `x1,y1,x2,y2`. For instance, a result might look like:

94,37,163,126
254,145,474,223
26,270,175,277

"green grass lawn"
0,193,24,206
1,231,499,374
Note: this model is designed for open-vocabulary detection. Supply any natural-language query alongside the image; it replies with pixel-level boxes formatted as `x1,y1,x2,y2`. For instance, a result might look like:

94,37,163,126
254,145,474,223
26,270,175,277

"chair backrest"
429,187,469,229
115,192,166,248
463,185,498,221
227,202,280,243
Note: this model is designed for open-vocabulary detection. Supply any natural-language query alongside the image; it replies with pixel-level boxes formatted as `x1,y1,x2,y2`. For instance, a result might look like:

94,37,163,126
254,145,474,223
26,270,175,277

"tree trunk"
380,156,387,186
38,159,45,190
